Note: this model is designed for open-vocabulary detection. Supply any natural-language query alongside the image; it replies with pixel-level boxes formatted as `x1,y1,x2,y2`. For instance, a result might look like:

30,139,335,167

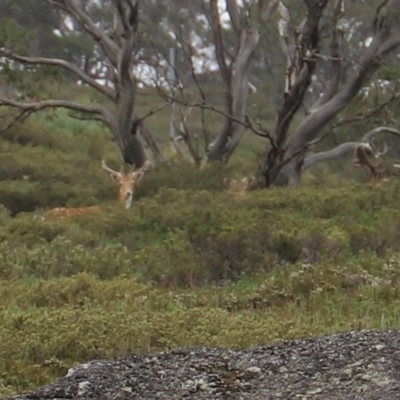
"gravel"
8,330,400,399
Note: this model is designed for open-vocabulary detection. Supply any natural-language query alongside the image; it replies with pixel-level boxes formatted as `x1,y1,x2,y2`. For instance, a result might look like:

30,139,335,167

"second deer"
354,144,389,185
224,177,256,198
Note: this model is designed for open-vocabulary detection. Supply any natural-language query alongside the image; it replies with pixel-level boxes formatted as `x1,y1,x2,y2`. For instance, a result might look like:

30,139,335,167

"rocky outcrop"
9,330,400,399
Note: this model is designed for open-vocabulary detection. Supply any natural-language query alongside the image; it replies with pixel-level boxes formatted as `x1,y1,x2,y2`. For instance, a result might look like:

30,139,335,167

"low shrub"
0,182,398,287
3,255,400,397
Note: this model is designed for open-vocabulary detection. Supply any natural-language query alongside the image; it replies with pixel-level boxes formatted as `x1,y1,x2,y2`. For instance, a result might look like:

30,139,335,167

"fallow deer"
354,144,389,185
224,176,256,199
42,160,152,219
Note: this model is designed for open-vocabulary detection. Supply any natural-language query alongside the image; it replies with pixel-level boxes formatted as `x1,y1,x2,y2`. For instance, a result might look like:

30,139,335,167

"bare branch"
302,142,360,171
0,98,113,131
308,89,400,148
132,101,170,127
171,106,203,167
0,50,115,101
245,115,274,143
48,0,119,66
361,126,400,143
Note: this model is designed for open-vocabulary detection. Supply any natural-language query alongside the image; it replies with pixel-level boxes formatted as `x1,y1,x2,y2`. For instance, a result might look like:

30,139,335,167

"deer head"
40,160,152,220
102,160,152,208
224,176,256,198
354,144,389,184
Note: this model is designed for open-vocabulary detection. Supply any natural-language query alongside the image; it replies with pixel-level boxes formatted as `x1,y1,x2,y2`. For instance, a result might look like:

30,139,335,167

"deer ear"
133,171,145,183
109,171,122,184
223,177,231,188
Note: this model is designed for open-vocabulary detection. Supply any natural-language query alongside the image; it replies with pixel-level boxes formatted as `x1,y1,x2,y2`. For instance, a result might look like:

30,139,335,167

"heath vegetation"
2,0,400,396
1,106,400,397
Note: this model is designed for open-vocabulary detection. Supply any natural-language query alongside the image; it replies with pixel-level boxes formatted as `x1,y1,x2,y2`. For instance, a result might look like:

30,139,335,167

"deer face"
224,177,255,198
107,169,145,209
103,160,150,209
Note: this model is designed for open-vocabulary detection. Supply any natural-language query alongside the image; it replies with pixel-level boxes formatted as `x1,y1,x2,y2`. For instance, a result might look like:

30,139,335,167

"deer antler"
131,159,152,179
102,160,121,176
373,142,390,159
354,144,389,184
137,160,152,172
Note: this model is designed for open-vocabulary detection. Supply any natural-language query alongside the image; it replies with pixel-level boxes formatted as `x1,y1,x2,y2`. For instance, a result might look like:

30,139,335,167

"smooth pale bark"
207,0,279,162
263,0,400,186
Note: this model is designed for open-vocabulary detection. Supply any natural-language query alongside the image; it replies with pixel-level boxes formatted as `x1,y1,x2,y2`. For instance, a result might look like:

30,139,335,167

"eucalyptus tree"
263,0,400,186
192,0,400,185
151,0,400,185
0,0,164,167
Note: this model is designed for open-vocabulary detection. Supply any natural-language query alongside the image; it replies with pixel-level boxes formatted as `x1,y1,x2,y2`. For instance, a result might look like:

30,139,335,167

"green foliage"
3,82,400,398
1,182,400,287
0,18,32,53
0,18,64,96
3,248,400,398
137,161,232,196
0,110,116,214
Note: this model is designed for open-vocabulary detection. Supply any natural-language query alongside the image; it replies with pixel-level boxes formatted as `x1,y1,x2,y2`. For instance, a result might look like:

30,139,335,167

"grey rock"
8,330,400,399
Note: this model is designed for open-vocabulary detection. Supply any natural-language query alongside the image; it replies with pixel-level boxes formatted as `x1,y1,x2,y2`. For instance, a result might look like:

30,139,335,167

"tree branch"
48,0,119,66
158,89,275,147
0,98,113,131
0,50,115,101
133,101,171,126
302,142,359,171
361,126,400,143
308,89,400,148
